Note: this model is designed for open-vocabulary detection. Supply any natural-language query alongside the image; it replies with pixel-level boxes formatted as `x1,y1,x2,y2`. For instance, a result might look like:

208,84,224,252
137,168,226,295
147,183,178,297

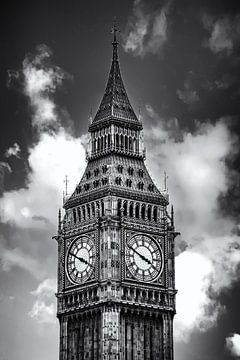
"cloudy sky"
0,0,240,359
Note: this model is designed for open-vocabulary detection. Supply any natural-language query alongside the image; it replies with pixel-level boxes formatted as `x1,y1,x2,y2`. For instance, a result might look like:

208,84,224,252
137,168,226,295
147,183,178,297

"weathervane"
164,171,168,192
64,175,69,197
111,17,120,44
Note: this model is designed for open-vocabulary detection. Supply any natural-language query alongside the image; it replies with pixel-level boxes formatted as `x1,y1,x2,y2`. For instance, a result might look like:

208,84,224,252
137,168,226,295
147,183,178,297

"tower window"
102,165,108,173
84,183,90,191
153,207,158,222
138,182,144,190
73,209,77,224
135,203,140,218
128,167,134,175
138,169,144,177
93,180,100,188
148,184,154,192
102,177,108,186
94,168,99,176
126,179,132,187
115,177,122,185
117,165,123,173
76,186,81,194
129,203,133,217
86,171,91,179
123,202,128,216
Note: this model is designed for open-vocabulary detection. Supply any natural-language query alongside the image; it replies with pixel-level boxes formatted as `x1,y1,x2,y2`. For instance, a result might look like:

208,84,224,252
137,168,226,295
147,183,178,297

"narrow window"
77,207,81,222
147,206,151,221
129,203,133,217
153,207,158,222
141,205,145,220
123,202,128,216
135,203,140,218
117,199,121,216
73,209,77,224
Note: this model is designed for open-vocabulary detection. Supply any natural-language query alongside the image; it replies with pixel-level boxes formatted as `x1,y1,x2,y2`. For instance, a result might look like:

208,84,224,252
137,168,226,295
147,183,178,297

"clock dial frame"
66,236,96,285
125,234,163,282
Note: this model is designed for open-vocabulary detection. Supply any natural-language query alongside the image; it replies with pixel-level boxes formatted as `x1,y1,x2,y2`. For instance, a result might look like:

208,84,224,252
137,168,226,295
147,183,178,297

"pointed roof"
91,22,140,127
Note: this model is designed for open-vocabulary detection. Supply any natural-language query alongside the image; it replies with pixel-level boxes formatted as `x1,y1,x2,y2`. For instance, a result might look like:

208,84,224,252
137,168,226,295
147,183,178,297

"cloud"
0,242,46,280
29,278,56,324
123,0,171,57
0,45,86,290
4,143,21,158
0,162,12,194
8,44,71,131
144,105,240,341
226,333,240,357
177,79,200,105
203,14,240,55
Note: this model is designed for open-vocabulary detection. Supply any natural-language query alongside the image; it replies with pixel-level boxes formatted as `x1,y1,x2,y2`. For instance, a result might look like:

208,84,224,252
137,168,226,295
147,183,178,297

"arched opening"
117,199,121,216
100,137,104,151
141,204,145,220
123,201,128,216
82,206,86,221
129,203,133,217
108,134,111,149
129,137,133,152
77,207,81,222
91,203,95,218
101,200,105,216
73,209,77,224
135,203,140,219
147,206,152,221
153,206,158,222
125,135,128,151
120,134,124,149
87,204,91,219
97,137,100,151
116,134,119,149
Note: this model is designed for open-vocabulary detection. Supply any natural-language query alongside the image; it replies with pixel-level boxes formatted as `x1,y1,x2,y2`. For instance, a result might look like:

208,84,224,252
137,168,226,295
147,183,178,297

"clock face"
125,234,163,282
66,236,96,285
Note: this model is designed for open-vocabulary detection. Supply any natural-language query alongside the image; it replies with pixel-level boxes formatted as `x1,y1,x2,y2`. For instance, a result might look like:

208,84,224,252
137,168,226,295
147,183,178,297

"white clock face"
66,236,96,285
125,234,163,282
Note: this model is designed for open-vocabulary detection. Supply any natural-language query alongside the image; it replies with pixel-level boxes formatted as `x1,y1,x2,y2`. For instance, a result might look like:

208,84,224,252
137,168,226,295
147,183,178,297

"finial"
171,205,174,227
111,17,119,44
111,18,120,61
164,171,168,192
64,175,69,197
58,208,61,232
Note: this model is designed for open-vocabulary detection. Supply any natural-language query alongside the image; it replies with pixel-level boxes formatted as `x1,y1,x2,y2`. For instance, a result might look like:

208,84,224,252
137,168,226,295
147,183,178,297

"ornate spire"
111,18,119,62
91,20,141,127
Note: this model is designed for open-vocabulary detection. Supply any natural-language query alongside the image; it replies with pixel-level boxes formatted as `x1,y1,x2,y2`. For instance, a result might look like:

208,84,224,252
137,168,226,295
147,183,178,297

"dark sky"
0,1,240,359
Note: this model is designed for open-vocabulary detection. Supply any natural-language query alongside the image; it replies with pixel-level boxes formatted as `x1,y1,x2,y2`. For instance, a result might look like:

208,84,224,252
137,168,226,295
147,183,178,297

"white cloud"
177,80,200,105
0,130,85,229
0,162,12,193
144,105,240,341
5,143,21,158
226,333,240,357
203,14,240,55
123,0,170,57
29,278,56,324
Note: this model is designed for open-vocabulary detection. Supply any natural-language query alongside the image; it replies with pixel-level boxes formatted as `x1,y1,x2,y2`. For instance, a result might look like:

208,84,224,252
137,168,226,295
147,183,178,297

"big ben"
54,23,178,360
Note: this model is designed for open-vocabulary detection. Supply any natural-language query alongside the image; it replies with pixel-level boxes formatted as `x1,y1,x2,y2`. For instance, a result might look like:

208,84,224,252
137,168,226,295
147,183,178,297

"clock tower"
55,24,178,360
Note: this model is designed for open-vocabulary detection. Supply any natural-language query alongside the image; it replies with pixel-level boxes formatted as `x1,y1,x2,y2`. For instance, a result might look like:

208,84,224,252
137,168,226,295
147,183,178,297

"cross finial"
64,175,69,196
111,17,119,44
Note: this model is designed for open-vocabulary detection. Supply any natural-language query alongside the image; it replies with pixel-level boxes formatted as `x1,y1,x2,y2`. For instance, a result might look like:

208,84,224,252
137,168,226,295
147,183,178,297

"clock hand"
128,245,152,265
69,252,93,267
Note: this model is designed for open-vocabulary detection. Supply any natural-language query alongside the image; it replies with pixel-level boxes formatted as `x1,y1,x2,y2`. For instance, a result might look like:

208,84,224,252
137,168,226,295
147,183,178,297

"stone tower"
55,24,178,360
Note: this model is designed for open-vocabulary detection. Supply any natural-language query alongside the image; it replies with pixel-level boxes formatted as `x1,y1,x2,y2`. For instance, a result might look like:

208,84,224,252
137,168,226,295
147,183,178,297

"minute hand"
70,252,92,267
128,245,152,265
